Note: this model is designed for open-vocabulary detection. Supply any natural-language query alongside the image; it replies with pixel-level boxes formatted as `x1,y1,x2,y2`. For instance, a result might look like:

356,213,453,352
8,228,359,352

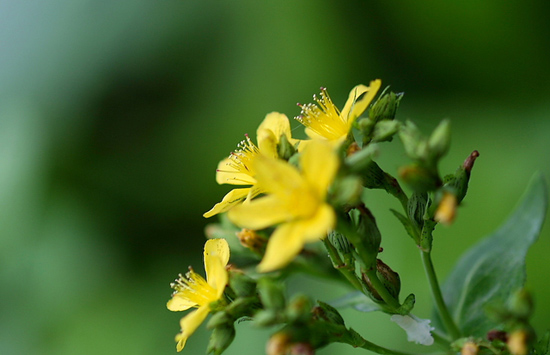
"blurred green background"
1,1,549,354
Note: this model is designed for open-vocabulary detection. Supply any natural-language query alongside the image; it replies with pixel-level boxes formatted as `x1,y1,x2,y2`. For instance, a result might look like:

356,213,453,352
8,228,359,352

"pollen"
295,88,348,141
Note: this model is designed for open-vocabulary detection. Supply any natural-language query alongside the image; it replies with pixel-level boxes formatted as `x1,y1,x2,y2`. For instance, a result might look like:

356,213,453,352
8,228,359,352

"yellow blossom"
434,191,457,225
204,112,297,218
228,140,338,272
296,80,381,146
167,239,230,352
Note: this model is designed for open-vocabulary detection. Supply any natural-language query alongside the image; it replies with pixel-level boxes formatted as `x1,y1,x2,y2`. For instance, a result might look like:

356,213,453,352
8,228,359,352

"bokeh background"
1,1,549,354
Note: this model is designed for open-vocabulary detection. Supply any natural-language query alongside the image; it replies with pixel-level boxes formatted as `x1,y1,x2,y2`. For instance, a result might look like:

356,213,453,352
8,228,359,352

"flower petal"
340,80,382,125
215,158,256,185
228,195,293,230
252,155,305,197
300,140,339,198
203,188,251,218
204,239,230,295
257,205,334,272
167,294,198,312
176,305,211,352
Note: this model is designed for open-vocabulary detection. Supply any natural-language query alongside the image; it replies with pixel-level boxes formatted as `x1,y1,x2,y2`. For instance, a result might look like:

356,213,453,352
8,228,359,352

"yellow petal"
203,188,251,218
252,155,305,197
257,112,292,141
340,80,382,126
257,205,334,272
256,129,279,158
204,239,230,295
167,294,198,312
300,140,339,198
215,158,256,186
228,195,293,230
176,305,210,352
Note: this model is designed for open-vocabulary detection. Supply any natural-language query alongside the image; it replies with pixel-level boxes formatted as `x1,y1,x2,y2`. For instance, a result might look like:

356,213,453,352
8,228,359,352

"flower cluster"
165,80,496,355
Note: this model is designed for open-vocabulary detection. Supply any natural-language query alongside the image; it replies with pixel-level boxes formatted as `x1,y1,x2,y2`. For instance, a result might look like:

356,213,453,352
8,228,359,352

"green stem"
383,172,409,213
323,239,363,291
420,250,461,340
353,338,417,355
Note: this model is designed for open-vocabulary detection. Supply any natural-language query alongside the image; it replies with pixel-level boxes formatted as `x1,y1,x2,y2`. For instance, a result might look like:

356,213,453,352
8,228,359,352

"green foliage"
435,174,548,337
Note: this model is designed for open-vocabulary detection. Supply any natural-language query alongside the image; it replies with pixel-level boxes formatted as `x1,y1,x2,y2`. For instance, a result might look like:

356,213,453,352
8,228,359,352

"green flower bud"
428,119,451,162
507,289,534,320
258,277,286,311
206,311,233,329
253,309,280,326
286,294,312,323
356,206,381,265
225,297,258,319
328,230,352,256
312,301,345,326
399,120,428,161
344,144,379,175
207,324,236,355
331,175,363,206
445,150,479,204
408,191,428,229
369,91,403,123
399,164,441,192
397,293,416,315
363,259,401,301
372,120,401,143
377,259,401,299
277,132,296,160
228,268,257,298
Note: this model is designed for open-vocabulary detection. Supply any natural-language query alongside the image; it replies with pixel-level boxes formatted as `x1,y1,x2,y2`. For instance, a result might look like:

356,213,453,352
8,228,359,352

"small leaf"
330,291,382,313
435,174,548,336
391,209,420,244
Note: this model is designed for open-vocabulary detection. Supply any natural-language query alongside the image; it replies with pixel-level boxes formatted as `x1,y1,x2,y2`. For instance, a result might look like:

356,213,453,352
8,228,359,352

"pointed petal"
203,188,251,218
300,140,339,197
167,295,198,312
228,195,293,230
341,80,382,125
257,205,334,272
215,158,256,185
176,305,210,351
204,239,230,296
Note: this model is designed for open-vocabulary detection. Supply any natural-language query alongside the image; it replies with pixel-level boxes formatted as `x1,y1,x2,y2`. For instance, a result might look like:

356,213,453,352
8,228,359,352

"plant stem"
420,250,461,340
355,338,417,355
323,238,363,291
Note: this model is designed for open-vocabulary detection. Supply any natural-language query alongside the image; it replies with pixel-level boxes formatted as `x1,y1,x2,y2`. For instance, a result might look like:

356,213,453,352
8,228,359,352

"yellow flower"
228,140,338,272
203,112,297,218
296,80,382,146
167,239,230,352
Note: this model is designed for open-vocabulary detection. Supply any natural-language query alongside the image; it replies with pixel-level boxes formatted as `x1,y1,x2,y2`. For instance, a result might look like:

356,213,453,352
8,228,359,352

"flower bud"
461,341,479,355
356,206,382,265
207,324,236,355
428,119,451,162
331,175,364,206
362,259,401,301
444,150,479,204
286,294,312,323
288,342,315,355
375,259,401,300
207,311,233,329
407,191,428,229
508,329,529,355
399,164,441,192
253,309,280,326
277,132,296,160
258,277,286,311
507,289,534,320
236,228,267,255
312,301,345,326
369,91,403,123
434,191,457,225
266,332,291,355
372,120,401,143
228,269,257,298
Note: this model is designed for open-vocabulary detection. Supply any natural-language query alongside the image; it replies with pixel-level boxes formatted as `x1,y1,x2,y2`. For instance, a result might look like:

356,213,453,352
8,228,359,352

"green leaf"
330,291,382,313
435,174,548,336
